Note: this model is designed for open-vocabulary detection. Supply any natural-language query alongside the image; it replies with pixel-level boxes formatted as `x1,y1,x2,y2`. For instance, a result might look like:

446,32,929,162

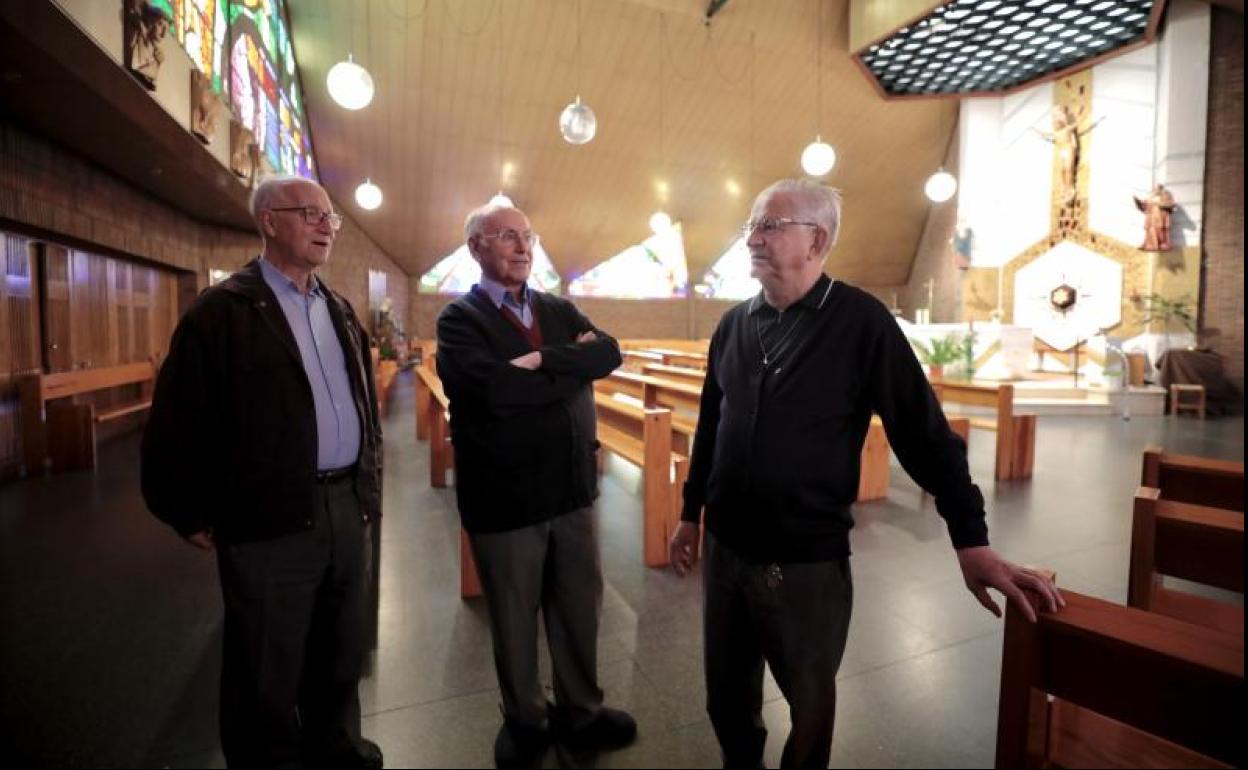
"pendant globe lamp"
800,0,836,177
559,0,597,145
355,178,383,210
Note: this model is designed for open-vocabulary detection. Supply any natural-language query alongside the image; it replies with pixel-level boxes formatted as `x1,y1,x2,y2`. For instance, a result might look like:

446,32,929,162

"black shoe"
306,736,383,769
552,706,637,752
494,719,549,769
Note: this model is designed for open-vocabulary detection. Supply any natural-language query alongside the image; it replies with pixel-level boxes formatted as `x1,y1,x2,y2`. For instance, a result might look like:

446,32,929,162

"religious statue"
950,223,973,270
1034,105,1101,205
229,120,258,188
123,0,172,91
1133,184,1177,251
190,70,222,144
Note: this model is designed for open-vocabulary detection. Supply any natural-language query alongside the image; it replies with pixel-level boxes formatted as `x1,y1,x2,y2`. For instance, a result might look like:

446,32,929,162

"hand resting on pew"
955,545,1063,623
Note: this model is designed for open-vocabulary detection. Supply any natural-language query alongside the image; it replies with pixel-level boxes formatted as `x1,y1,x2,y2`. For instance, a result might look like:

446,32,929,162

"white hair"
463,202,517,242
250,174,319,226
755,179,843,258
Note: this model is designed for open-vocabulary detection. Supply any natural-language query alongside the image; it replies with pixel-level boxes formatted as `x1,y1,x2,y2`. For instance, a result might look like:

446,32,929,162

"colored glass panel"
567,225,688,298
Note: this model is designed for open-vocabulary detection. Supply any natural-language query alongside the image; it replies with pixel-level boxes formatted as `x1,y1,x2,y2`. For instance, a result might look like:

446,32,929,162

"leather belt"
315,464,357,484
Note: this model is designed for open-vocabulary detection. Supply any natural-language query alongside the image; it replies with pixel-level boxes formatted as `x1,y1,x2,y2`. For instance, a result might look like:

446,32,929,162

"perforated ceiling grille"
857,0,1161,96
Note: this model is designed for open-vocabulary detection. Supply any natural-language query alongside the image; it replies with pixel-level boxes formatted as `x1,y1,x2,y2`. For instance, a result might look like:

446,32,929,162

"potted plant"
1134,292,1197,351
910,334,965,379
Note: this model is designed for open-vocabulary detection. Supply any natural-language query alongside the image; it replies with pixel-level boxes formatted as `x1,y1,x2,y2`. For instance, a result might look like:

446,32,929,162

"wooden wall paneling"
38,243,73,374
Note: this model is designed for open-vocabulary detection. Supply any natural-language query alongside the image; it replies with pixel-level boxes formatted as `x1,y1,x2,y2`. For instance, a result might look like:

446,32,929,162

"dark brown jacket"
141,259,382,543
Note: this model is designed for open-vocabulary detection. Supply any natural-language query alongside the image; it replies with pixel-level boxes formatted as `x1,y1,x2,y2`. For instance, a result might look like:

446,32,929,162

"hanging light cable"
925,106,959,202
651,12,670,233
559,0,597,144
800,0,836,177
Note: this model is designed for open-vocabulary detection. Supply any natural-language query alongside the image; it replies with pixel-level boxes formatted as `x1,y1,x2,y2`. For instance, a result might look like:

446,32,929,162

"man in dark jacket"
437,203,635,768
669,179,1063,769
142,175,383,769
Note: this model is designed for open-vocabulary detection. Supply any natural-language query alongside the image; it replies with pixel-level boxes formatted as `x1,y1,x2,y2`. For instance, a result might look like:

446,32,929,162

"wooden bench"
930,380,1035,481
18,360,158,473
639,348,708,370
640,362,706,387
621,349,666,372
374,358,399,418
1129,487,1244,635
620,338,710,355
1141,446,1244,511
996,585,1244,768
594,392,688,567
414,365,453,489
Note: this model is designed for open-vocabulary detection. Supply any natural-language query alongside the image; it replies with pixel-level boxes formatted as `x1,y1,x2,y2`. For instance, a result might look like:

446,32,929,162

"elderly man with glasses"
436,202,636,768
669,179,1063,769
143,175,383,768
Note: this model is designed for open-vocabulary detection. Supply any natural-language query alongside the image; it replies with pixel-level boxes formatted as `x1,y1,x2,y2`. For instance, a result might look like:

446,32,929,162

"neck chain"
752,279,836,368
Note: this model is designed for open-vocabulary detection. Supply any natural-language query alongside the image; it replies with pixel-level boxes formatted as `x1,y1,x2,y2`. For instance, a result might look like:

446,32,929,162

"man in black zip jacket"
669,179,1064,769
142,176,383,769
437,203,635,768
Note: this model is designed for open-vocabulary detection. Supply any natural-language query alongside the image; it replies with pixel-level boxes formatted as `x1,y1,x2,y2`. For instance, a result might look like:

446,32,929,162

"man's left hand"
956,546,1064,623
576,330,598,344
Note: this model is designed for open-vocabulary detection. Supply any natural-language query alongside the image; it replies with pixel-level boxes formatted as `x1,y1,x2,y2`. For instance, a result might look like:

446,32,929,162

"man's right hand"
669,521,700,577
509,351,542,370
186,530,216,551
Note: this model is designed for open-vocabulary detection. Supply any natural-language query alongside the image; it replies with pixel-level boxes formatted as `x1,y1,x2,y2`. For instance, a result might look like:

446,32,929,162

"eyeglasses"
269,206,343,231
481,228,539,248
741,217,821,239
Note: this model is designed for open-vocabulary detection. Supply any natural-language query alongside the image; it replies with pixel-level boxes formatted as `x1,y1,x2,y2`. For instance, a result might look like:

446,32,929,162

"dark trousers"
469,507,604,728
217,476,372,768
703,533,853,770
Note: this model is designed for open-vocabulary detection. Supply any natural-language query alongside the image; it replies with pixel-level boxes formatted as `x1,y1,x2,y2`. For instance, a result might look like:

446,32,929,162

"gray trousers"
703,533,854,769
469,507,604,728
217,476,372,768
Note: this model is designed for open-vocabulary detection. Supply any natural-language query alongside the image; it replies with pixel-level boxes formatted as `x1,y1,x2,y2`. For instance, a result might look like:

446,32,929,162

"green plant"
1135,293,1196,334
910,334,965,366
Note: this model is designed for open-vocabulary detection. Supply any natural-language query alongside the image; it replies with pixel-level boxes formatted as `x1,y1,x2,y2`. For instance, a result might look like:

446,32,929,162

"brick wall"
1201,7,1244,393
0,118,409,329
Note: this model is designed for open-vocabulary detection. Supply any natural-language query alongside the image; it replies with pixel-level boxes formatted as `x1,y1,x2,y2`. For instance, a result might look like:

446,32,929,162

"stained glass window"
697,236,760,300
227,0,315,179
567,224,688,298
174,0,227,92
418,243,563,295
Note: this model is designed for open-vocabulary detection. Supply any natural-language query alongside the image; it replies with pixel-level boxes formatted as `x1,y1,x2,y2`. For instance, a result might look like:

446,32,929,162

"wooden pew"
375,359,399,417
996,587,1244,769
1141,446,1245,511
594,392,688,567
620,338,710,355
1129,487,1244,635
640,362,706,387
414,366,453,489
930,379,1035,481
18,360,157,473
640,348,708,370
621,349,665,372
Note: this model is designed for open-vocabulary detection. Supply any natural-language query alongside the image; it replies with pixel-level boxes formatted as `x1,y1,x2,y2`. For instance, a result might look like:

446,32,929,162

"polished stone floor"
1,371,1242,768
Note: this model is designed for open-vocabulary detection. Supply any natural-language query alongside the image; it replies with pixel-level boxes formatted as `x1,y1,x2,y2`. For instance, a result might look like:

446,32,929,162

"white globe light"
649,210,672,234
800,137,836,177
489,192,514,207
925,170,958,202
355,178,383,210
327,55,374,110
559,95,597,145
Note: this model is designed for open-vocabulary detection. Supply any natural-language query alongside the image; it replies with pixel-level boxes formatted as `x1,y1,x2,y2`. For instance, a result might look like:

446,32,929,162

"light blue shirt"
478,276,534,329
259,258,362,471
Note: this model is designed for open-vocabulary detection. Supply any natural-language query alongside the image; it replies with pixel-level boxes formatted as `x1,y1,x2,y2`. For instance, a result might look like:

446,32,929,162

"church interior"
0,0,1243,767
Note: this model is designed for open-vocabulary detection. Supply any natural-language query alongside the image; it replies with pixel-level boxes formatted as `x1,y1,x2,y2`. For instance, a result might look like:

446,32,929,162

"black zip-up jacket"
681,276,989,563
437,287,621,534
141,259,382,542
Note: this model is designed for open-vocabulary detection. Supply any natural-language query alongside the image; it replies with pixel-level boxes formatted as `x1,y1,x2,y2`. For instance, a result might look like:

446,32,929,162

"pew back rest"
32,361,157,403
1141,446,1245,510
997,588,1244,768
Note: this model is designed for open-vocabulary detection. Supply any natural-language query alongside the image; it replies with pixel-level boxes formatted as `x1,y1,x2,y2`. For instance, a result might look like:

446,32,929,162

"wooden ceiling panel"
290,0,956,286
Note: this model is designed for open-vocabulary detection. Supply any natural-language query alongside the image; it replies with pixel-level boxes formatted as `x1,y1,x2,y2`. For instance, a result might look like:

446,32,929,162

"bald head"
251,175,337,276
